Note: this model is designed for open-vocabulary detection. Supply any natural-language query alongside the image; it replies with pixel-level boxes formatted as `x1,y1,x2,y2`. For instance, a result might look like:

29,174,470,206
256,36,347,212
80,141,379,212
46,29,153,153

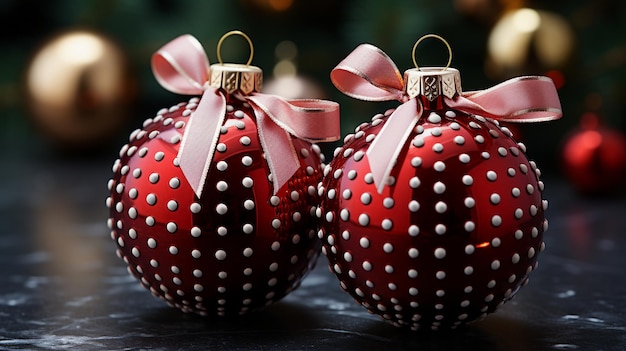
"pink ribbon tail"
447,76,562,122
177,90,226,197
366,98,421,194
247,94,340,194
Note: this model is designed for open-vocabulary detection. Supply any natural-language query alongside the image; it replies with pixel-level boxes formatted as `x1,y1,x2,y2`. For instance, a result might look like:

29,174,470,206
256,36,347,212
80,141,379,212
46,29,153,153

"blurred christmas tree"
0,0,624,173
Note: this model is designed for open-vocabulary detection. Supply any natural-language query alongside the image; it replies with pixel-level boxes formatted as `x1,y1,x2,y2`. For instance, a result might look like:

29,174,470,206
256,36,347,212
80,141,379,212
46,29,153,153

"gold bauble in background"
486,8,575,79
24,30,135,148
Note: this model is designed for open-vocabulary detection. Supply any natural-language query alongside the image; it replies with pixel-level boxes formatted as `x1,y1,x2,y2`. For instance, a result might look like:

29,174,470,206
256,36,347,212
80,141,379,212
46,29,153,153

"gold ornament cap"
404,34,462,101
209,30,263,95
403,67,461,101
210,63,262,95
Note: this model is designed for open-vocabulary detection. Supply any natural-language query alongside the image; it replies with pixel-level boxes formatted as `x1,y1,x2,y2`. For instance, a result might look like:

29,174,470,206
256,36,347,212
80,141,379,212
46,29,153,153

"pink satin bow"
331,44,562,193
152,34,340,197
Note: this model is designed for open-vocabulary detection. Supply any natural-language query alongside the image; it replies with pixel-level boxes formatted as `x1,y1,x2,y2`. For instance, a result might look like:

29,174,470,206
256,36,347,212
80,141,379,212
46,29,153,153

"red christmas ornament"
318,37,562,331
106,32,339,316
561,113,626,195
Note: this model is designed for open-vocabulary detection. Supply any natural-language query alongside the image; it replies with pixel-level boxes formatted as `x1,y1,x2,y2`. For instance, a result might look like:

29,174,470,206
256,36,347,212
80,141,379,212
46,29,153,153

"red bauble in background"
561,113,626,195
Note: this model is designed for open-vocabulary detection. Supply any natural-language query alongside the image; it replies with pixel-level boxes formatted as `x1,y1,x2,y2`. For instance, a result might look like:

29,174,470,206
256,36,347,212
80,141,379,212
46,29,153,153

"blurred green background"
1,0,625,180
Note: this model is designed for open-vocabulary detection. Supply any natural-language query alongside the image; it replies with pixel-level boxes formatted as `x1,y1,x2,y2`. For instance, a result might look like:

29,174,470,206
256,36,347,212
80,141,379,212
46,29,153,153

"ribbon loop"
152,34,340,198
331,43,563,194
152,34,211,94
330,44,406,102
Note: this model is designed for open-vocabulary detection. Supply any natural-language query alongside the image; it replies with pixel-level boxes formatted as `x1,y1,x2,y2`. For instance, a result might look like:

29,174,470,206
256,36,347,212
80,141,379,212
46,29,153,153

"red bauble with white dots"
107,96,323,316
318,108,548,330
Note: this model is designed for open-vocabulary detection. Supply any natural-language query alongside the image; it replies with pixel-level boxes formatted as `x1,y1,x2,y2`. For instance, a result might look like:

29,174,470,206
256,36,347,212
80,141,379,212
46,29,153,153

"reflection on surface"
1,160,625,350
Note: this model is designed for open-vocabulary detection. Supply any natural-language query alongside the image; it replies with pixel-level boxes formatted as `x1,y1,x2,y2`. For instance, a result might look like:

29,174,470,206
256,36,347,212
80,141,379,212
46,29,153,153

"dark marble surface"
1,156,625,351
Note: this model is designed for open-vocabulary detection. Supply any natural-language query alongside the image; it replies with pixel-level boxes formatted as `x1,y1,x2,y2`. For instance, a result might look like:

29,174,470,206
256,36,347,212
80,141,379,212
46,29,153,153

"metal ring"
216,30,254,66
412,34,452,71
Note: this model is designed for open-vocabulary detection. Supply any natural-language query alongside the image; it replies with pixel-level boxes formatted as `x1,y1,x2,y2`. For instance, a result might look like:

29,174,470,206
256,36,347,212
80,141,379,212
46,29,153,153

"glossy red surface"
318,107,548,330
107,96,323,316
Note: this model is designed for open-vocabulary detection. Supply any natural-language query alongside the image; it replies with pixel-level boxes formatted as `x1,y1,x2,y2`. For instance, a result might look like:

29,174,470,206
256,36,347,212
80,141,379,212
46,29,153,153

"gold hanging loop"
216,30,254,66
412,34,453,71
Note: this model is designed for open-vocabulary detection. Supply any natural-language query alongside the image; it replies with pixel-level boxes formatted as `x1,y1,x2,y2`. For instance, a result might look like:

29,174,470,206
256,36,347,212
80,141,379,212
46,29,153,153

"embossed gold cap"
405,34,462,101
210,63,263,94
403,67,461,101
209,30,263,95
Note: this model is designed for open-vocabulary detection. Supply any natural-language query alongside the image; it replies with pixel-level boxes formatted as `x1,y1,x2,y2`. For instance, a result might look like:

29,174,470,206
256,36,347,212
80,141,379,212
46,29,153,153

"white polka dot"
433,182,446,194
242,177,254,188
459,153,470,163
491,260,501,270
362,261,373,271
434,161,446,172
167,200,178,211
147,238,157,248
530,205,538,216
358,214,370,226
383,243,394,253
215,250,227,260
411,157,422,167
382,219,393,231
360,193,372,205
464,221,476,232
244,199,255,210
512,253,520,264
169,177,180,189
512,188,521,197
149,173,160,184
408,225,419,237
169,246,178,255
486,170,497,181
241,156,253,167
434,248,446,259
408,200,420,212
408,248,419,258
190,203,201,213
271,219,281,229
465,245,475,255
190,227,202,237
216,203,228,215
491,215,502,227
432,143,444,153
383,197,394,208
359,237,370,248
216,161,228,171
427,112,442,123
435,201,447,213
435,224,447,235
464,197,475,208
490,193,501,205
242,223,253,234
145,193,157,206
216,181,228,192
166,222,177,233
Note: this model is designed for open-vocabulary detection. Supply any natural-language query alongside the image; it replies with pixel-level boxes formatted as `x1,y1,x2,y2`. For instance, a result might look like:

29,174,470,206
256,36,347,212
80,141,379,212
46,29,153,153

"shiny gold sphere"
486,8,575,79
24,30,135,147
